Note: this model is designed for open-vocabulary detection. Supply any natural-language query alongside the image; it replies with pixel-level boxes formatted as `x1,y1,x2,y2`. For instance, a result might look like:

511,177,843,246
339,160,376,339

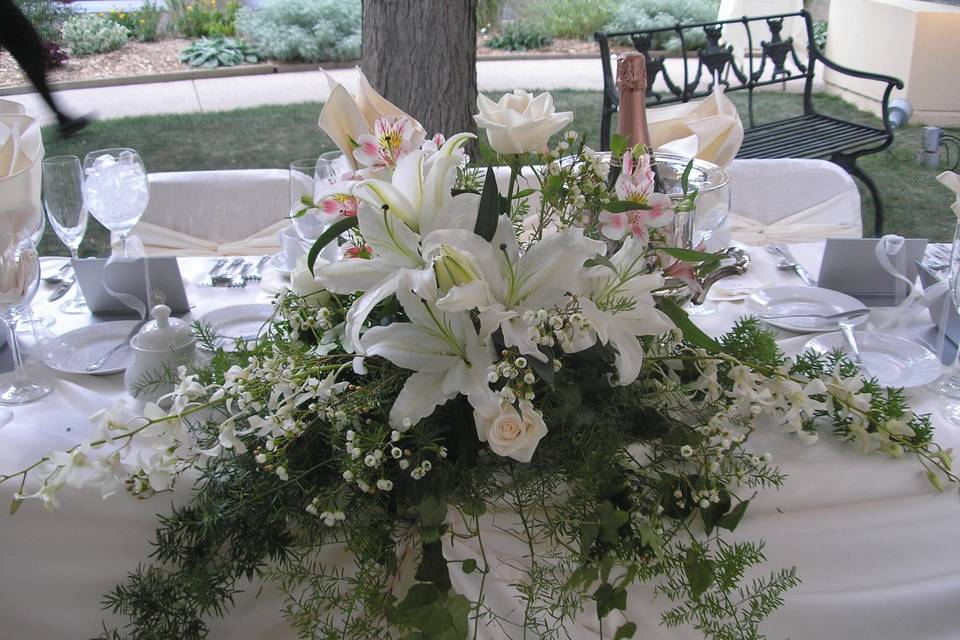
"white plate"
268,251,299,276
746,286,868,333
804,332,940,388
40,256,70,280
42,321,138,376
199,304,274,351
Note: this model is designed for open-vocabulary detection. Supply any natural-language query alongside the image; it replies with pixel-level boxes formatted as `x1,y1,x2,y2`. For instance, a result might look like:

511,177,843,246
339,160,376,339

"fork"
243,256,270,283
229,261,253,288
212,257,246,285
758,308,870,322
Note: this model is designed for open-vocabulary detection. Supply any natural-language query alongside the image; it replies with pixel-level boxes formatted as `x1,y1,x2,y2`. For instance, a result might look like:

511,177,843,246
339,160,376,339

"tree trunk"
362,0,478,141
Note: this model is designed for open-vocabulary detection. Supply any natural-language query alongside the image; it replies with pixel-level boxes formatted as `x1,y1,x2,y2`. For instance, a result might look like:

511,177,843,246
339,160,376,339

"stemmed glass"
290,158,324,250
932,223,960,423
15,213,56,334
0,237,52,410
43,155,88,313
82,148,149,258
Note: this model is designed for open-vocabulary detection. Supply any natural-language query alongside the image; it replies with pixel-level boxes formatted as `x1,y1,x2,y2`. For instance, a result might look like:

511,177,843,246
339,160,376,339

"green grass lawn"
38,89,959,256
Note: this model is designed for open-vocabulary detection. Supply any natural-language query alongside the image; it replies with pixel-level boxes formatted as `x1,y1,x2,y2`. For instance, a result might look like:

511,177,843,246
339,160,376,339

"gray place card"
817,237,928,307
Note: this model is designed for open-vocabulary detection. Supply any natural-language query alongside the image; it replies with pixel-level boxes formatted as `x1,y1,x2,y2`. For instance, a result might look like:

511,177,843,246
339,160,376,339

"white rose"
474,400,548,463
473,89,574,155
288,255,331,307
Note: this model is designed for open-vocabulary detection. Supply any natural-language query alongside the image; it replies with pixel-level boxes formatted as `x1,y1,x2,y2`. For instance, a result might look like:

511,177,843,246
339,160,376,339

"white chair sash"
730,192,862,245
121,219,289,257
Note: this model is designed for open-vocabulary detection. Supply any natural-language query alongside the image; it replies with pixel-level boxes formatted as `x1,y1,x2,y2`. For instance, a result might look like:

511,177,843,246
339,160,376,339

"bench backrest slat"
595,11,818,114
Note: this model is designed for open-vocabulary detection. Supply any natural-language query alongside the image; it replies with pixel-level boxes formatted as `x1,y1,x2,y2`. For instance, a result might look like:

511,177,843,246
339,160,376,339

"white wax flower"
474,90,574,155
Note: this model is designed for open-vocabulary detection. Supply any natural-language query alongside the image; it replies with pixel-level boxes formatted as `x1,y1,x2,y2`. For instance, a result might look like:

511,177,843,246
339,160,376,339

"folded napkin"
938,171,960,219
0,240,39,305
0,113,44,244
647,87,744,168
0,99,25,115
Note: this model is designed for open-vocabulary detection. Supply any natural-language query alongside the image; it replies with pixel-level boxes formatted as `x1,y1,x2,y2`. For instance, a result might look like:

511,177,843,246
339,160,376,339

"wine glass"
931,224,960,423
0,237,52,406
82,148,149,258
290,158,325,251
15,213,56,334
43,155,88,314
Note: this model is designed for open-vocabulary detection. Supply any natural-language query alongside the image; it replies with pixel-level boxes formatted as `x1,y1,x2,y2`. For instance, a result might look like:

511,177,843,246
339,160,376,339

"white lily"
359,278,493,428
579,238,674,385
314,143,479,352
423,217,606,361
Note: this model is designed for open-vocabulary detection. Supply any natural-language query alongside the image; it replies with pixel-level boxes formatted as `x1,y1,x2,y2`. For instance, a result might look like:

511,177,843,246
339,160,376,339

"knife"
839,321,870,376
47,278,75,302
773,244,818,286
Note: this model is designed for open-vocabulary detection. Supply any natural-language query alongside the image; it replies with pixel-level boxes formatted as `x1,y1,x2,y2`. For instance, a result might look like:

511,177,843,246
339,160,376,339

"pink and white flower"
353,116,420,170
599,152,675,243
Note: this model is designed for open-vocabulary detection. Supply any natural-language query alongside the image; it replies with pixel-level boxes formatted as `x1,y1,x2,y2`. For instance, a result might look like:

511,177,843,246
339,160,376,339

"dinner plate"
42,321,138,376
40,256,70,280
198,304,274,351
746,286,868,333
804,332,940,388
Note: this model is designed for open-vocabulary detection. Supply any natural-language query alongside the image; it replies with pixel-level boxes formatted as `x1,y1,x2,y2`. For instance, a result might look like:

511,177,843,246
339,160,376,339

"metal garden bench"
595,10,903,236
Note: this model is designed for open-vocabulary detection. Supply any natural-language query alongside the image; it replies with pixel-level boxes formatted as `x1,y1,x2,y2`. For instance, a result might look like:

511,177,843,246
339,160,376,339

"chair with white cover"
125,169,291,256
727,158,862,245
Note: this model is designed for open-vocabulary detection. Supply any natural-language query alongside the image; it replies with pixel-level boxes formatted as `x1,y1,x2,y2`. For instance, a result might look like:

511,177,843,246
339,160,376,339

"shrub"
605,0,721,52
174,0,239,38
812,20,827,50
41,40,69,68
14,0,73,44
236,0,361,63
476,0,503,31
107,1,164,42
62,13,129,56
487,22,553,51
540,0,615,39
180,36,261,68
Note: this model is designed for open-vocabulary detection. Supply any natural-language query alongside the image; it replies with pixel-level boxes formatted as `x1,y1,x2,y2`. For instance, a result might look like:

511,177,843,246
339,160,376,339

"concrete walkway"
4,57,823,125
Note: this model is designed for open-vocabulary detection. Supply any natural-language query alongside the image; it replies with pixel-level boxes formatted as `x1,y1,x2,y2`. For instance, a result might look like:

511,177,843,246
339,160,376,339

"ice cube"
118,150,136,165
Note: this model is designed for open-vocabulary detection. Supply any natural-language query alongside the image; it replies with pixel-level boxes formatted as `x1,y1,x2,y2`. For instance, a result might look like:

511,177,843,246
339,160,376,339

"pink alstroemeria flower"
343,243,373,259
599,152,675,243
320,193,360,218
663,259,701,294
353,116,418,170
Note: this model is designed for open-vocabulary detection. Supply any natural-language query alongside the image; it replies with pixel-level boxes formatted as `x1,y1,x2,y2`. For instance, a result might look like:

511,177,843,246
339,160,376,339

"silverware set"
44,262,76,302
765,244,818,286
205,256,269,288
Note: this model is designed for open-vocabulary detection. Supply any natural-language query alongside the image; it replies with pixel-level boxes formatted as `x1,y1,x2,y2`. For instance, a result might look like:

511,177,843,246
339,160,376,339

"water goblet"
43,155,88,314
0,238,52,406
82,148,149,258
290,158,325,251
15,213,56,334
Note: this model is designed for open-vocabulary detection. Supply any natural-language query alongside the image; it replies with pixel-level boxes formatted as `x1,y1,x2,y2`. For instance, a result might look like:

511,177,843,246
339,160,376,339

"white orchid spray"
3,86,957,640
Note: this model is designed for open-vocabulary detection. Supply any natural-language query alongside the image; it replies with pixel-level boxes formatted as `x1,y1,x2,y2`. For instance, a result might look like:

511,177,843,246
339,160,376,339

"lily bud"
434,245,479,293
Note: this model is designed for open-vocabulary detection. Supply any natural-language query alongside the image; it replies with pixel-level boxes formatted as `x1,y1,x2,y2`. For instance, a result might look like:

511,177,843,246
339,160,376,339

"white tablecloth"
2,248,960,639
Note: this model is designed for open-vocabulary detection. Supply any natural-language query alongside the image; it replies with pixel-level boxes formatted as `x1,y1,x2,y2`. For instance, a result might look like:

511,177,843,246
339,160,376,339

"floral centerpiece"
3,78,956,640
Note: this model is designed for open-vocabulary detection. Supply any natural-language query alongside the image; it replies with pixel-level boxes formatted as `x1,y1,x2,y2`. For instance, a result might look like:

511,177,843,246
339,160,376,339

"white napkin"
0,113,44,244
0,241,39,305
647,86,744,168
0,99,25,115
707,273,765,301
938,171,960,219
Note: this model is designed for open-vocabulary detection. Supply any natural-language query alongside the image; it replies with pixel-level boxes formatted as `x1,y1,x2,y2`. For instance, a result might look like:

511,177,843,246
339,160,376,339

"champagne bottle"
615,53,665,193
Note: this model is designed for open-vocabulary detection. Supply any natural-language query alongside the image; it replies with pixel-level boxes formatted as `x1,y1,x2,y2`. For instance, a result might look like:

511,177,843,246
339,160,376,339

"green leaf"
659,247,720,265
580,523,599,556
658,298,722,353
513,188,535,198
307,216,359,274
461,558,478,574
416,494,448,529
717,499,750,532
445,594,471,638
636,525,663,557
459,497,486,518
597,500,628,544
474,166,501,241
699,491,731,536
680,159,694,194
684,547,715,599
614,622,637,640
416,541,451,591
583,254,617,272
594,582,627,618
9,497,22,515
603,199,650,213
610,133,628,159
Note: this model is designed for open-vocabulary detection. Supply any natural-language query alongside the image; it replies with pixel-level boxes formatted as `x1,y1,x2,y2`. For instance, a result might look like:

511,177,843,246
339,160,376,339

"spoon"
42,261,73,284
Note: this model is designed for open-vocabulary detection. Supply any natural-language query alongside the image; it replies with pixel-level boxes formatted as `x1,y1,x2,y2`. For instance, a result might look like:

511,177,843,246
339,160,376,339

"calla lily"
318,69,427,169
359,279,493,428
